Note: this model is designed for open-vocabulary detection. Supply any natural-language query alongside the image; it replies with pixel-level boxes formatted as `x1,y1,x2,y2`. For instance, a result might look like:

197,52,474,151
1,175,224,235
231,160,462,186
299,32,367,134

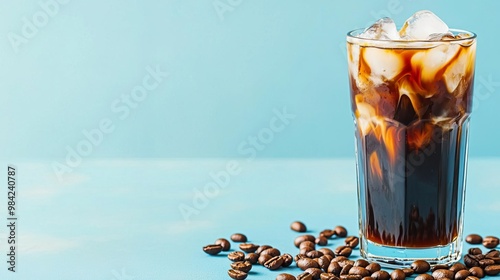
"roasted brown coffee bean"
345,236,359,248
258,254,272,265
390,269,406,280
306,268,324,279
295,254,307,262
483,236,499,249
228,251,245,262
295,235,317,247
332,256,348,262
276,273,296,280
414,274,434,280
341,264,354,276
411,260,430,273
328,261,342,275
202,244,223,255
307,250,324,259
465,254,480,268
281,253,293,267
298,258,320,270
354,259,370,268
468,248,483,255
264,256,284,270
455,269,471,280
228,269,248,280
371,270,390,280
301,241,317,250
321,229,336,238
215,238,231,251
321,273,340,280
301,247,315,255
334,246,352,257
432,269,454,280
479,259,495,268
319,248,335,257
317,236,329,246
255,245,273,255
245,253,258,264
297,272,314,280
231,261,252,273
338,259,355,268
239,243,259,253
468,267,484,278
350,267,370,277
317,255,331,271
334,226,348,237
402,268,414,277
466,234,483,244
231,233,247,243
291,221,308,232
362,277,375,280
341,275,362,280
365,263,381,274
484,264,500,276
465,276,480,280
262,248,281,257
450,262,467,272
485,249,500,258
432,265,449,272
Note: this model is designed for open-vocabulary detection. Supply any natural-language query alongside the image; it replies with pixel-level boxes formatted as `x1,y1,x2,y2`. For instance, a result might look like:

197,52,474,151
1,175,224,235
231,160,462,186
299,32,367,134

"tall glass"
347,29,477,266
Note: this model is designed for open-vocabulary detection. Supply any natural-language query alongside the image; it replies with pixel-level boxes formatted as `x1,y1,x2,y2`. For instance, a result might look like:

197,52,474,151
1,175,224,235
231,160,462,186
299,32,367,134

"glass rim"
346,28,476,46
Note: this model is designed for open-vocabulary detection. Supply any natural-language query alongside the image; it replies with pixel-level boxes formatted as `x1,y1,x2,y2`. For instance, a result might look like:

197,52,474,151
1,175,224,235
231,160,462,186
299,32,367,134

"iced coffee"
347,11,476,265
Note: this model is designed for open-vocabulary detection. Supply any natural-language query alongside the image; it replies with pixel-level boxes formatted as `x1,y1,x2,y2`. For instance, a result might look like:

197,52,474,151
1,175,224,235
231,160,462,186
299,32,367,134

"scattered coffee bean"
484,264,500,276
230,261,252,273
301,247,315,255
334,226,348,237
261,248,281,257
228,251,245,262
432,265,449,272
202,244,223,255
281,253,293,267
297,258,320,270
214,238,231,251
291,221,308,232
362,277,375,280
321,229,336,238
264,255,284,270
255,245,273,255
465,276,480,280
231,233,248,243
468,266,484,278
295,254,307,262
411,260,430,273
432,269,454,280
245,253,258,264
350,266,370,277
338,259,355,268
485,249,500,258
328,261,342,275
414,274,434,280
354,259,370,268
401,268,414,277
317,236,329,246
371,270,390,280
483,236,499,249
479,259,495,268
340,275,362,280
297,272,314,280
464,254,480,268
390,269,405,280
455,269,471,280
468,248,483,255
332,256,348,263
341,264,354,276
239,243,259,253
300,241,317,250
466,234,483,244
365,263,381,274
306,267,324,279
258,254,272,265
295,235,317,247
450,262,467,272
319,248,335,258
228,269,248,280
345,236,360,248
321,272,340,280
276,273,296,280
317,255,331,271
334,246,353,257
307,250,324,259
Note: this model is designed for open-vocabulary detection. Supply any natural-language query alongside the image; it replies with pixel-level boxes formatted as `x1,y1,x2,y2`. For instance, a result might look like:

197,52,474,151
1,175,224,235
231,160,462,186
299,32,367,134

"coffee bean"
245,253,258,264
231,233,248,243
390,269,405,280
301,247,315,255
483,236,499,249
340,275,362,280
295,235,317,247
262,248,281,257
228,269,248,280
328,261,342,275
432,269,454,280
231,261,252,273
295,254,307,262
362,277,375,280
306,267,324,279
323,254,334,263
479,259,495,268
350,267,370,277
450,262,467,272
281,253,293,267
401,268,414,277
202,244,223,255
239,243,259,253
345,236,359,248
485,249,500,258
432,265,449,272
468,248,483,255
297,272,314,280
300,241,317,250
298,258,320,270
276,273,296,280
371,270,390,280
338,259,355,268
354,259,370,268
228,251,245,262
464,254,480,268
264,255,284,270
365,263,381,274
332,256,348,263
334,246,352,257
215,238,231,251
321,229,336,238
334,226,348,237
307,250,324,259
291,221,308,232
466,234,483,244
465,276,480,280
317,255,331,271
321,272,340,280
414,274,434,280
255,245,273,255
317,236,329,246
468,267,484,278
455,269,471,280
341,264,354,276
411,260,430,273
258,254,272,265
484,264,500,276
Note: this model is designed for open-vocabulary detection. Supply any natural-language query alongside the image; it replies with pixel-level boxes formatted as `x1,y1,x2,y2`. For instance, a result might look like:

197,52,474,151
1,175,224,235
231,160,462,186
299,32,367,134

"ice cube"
428,32,455,41
363,47,403,81
399,10,449,40
443,43,476,93
360,17,400,40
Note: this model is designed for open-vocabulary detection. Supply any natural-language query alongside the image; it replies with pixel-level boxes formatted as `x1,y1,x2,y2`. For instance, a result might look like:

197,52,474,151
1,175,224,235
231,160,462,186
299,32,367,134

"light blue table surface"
0,158,499,279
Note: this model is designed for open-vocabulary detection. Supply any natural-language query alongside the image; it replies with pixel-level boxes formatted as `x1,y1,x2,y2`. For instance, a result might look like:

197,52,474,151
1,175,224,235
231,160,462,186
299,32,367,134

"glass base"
360,237,462,268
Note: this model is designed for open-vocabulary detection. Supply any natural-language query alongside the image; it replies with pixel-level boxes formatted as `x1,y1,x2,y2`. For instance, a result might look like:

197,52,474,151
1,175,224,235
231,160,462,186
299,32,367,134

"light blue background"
0,0,498,160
